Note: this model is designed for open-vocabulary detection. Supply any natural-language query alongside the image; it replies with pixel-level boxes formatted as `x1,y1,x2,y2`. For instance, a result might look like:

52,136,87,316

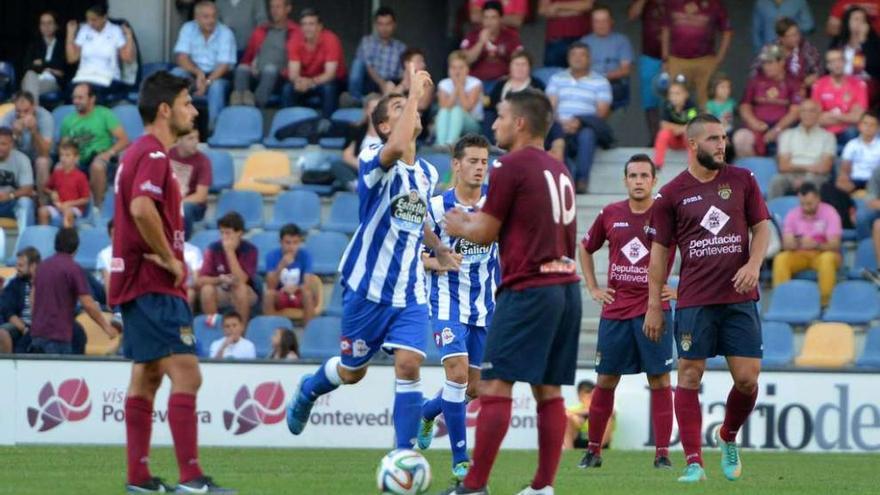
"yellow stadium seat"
277,275,324,322
794,322,856,368
0,266,16,283
0,218,17,229
78,312,121,356
233,151,290,195
0,103,13,121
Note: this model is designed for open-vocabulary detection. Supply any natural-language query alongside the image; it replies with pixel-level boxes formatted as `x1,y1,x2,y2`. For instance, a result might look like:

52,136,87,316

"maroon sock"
462,396,512,490
125,396,154,485
586,386,615,456
674,387,703,466
168,393,204,483
720,386,758,443
651,386,674,458
532,397,565,489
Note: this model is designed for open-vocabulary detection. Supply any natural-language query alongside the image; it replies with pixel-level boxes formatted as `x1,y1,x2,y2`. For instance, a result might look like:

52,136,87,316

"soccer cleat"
515,486,554,495
417,416,435,450
174,476,236,494
286,374,315,435
715,425,743,481
452,461,470,481
677,463,707,483
654,456,673,469
126,477,173,493
577,451,602,469
438,483,489,494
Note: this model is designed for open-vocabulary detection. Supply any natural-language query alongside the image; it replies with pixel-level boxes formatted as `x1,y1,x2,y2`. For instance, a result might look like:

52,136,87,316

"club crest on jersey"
680,333,692,352
453,237,491,263
352,339,370,358
179,326,195,346
390,190,427,231
441,327,455,346
700,206,730,236
718,183,732,200
622,237,649,265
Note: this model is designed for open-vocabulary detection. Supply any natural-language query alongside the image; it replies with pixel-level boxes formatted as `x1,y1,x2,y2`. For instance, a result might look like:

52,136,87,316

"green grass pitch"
0,446,876,494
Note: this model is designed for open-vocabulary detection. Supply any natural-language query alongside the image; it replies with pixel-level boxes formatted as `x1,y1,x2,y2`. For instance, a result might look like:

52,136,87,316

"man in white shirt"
837,111,880,194
770,99,836,199
209,311,256,359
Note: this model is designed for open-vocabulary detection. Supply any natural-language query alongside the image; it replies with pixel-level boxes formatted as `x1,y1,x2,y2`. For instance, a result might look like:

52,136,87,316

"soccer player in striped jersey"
286,67,460,453
416,134,500,480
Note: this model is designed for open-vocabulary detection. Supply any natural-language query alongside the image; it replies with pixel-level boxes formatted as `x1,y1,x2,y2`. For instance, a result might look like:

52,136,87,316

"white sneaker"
516,486,554,495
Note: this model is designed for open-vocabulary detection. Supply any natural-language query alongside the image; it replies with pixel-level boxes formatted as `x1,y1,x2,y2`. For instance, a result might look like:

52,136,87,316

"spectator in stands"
0,127,35,229
750,17,821,93
706,73,736,134
287,8,347,117
58,83,129,209
484,50,544,140
751,1,814,53
770,100,836,199
172,0,237,130
198,212,259,324
231,0,299,108
332,94,381,192
38,140,89,228
732,45,801,158
28,228,116,354
812,48,869,147
435,51,484,146
0,92,52,197
391,49,434,137
830,6,880,88
661,0,732,107
564,379,614,450
627,0,665,142
836,111,880,194
773,183,842,306
169,128,211,237
539,0,593,68
348,7,407,104
95,219,114,299
210,311,257,359
0,247,40,354
582,5,633,108
269,328,299,360
827,0,880,36
653,81,697,170
21,11,66,104
469,0,528,27
461,1,523,83
263,224,320,325
65,4,136,100
546,42,611,194
214,0,267,54
864,167,880,283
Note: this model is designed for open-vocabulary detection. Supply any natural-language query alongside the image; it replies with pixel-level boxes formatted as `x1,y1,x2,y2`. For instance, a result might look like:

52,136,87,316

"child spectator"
837,111,880,194
38,140,89,228
706,74,736,134
209,311,257,359
269,328,299,360
653,81,698,169
262,224,320,325
435,50,484,146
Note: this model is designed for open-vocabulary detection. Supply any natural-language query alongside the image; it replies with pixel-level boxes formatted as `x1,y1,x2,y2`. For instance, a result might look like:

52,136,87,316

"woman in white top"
435,50,484,146
65,4,135,93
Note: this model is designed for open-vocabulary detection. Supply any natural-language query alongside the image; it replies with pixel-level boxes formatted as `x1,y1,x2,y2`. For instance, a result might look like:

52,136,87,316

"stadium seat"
247,315,294,358
795,322,856,368
322,192,360,234
247,230,280,273
766,196,800,227
422,152,452,184
193,314,221,358
79,312,119,356
205,149,235,193
300,316,342,360
292,183,336,196
763,280,821,324
215,190,264,229
0,103,13,121
324,282,343,317
305,231,350,276
207,106,263,148
189,229,221,252
112,104,144,139
849,238,876,279
532,66,564,87
706,356,727,369
74,227,111,271
233,150,291,195
263,106,319,149
761,321,795,368
266,190,321,231
52,104,75,143
319,108,365,149
856,327,880,368
821,280,880,325
0,61,15,101
9,226,58,265
735,157,776,197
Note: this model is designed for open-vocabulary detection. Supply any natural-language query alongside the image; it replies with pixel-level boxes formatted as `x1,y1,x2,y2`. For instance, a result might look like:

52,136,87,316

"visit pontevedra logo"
223,381,286,435
27,378,92,431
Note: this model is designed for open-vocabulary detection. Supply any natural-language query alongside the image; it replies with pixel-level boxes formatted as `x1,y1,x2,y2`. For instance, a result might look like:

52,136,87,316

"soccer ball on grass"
376,449,432,494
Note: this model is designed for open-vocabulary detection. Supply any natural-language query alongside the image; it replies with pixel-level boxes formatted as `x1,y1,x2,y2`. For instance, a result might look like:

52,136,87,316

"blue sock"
440,380,469,465
394,379,423,449
422,392,442,421
300,357,342,401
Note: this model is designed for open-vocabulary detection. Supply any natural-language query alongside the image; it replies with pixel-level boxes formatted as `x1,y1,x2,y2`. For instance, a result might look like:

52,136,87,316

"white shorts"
46,205,83,220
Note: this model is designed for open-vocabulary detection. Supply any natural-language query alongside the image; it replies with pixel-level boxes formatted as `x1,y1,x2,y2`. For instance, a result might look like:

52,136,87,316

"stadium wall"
2,357,878,453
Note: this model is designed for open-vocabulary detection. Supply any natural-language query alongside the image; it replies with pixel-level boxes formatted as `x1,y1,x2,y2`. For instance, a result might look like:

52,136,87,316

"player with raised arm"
111,71,234,493
416,134,499,481
644,114,771,483
442,89,581,495
286,66,460,453
577,153,675,470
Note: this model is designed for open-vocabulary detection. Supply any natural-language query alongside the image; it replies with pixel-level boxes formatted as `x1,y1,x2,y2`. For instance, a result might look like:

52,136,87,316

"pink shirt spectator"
783,202,843,245
665,0,731,59
742,72,802,125
811,75,869,135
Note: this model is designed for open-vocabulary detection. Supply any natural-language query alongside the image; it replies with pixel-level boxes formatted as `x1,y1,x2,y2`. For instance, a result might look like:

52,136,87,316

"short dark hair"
374,6,396,21
483,0,504,15
17,246,41,265
504,89,553,138
568,41,590,54
55,227,79,254
58,139,79,155
775,17,798,37
299,7,320,22
577,380,595,394
106,219,114,237
798,182,819,196
510,49,532,68
372,92,406,142
86,3,108,17
280,223,305,239
138,71,191,125
222,311,242,323
685,113,722,140
277,328,299,358
0,127,13,139
624,153,657,178
74,82,95,99
12,91,35,105
401,48,425,66
218,211,245,232
860,110,880,123
453,134,490,160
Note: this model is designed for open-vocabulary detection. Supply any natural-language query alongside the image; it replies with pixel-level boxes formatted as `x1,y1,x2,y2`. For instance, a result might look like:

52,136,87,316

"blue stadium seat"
735,157,776,198
300,316,342,360
141,62,173,80
850,238,876,279
821,280,880,325
423,153,452,184
193,314,222,358
763,280,820,324
0,61,15,101
292,183,336,196
266,190,321,231
324,282,344,317
91,189,115,228
706,356,727,369
52,105,75,143
248,230,280,273
532,66,564,88
74,227,111,271
215,190,263,229
319,108,365,148
263,107,319,149
762,321,795,368
189,229,220,252
205,149,235,193
10,226,58,264
766,196,800,227
247,315,293,358
207,106,263,148
305,231,350,276
322,192,359,234
112,104,144,140
856,327,880,369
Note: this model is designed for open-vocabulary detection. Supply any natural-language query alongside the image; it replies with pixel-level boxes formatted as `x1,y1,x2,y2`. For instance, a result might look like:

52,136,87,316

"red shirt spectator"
664,0,731,59
200,239,259,292
829,0,880,35
169,146,212,198
743,72,801,125
241,19,301,78
30,252,90,344
46,166,89,215
541,0,592,41
811,49,869,136
461,26,523,81
287,26,346,79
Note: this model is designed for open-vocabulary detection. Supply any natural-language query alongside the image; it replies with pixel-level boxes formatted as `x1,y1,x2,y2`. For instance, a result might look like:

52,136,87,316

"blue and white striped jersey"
339,144,439,307
426,187,500,327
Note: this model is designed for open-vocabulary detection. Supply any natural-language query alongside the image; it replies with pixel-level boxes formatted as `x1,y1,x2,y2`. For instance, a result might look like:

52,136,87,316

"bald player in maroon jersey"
443,89,581,495
645,114,770,484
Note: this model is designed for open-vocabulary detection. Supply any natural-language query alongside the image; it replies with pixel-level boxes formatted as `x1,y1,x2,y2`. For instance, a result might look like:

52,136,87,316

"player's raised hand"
589,287,615,305
144,254,186,287
408,64,433,101
642,305,665,342
732,263,760,294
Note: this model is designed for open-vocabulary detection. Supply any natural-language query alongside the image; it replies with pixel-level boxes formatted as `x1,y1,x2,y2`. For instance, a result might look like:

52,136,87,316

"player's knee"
596,374,620,389
443,358,468,384
677,362,704,388
394,356,422,381
647,373,671,389
339,366,366,384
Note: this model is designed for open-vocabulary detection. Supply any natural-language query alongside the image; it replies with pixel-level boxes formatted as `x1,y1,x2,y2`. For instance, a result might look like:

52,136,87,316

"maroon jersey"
742,73,802,126
650,166,770,309
109,134,187,305
482,146,579,291
583,200,674,320
665,0,731,59
639,0,666,59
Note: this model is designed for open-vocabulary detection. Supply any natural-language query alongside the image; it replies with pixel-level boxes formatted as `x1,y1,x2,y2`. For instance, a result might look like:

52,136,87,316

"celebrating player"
417,134,499,480
645,114,770,483
286,67,460,453
442,89,582,495
111,71,234,493
577,153,675,470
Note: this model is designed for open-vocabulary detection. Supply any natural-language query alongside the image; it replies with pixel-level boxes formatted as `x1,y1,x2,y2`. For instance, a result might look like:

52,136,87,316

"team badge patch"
441,327,455,346
180,326,195,346
680,333,692,352
717,183,732,200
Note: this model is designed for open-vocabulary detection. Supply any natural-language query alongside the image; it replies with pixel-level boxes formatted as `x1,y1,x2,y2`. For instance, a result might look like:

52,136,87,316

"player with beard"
110,71,234,493
644,114,770,484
